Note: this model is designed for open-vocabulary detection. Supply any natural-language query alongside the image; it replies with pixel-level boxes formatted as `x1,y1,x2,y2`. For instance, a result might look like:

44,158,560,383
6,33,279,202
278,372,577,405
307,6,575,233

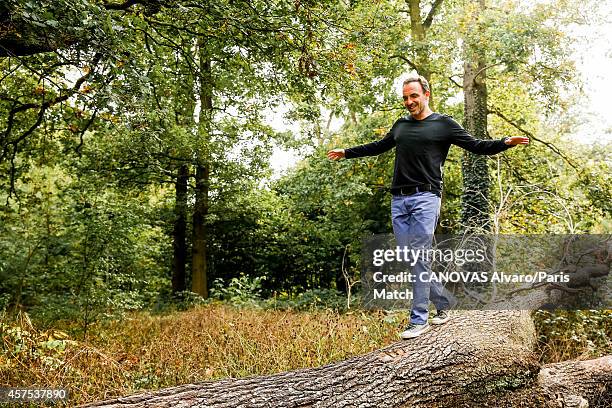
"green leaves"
0,0,607,330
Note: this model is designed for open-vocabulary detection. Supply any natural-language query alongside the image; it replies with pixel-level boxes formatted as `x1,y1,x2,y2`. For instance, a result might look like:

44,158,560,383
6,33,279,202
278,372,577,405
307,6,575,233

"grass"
1,304,401,406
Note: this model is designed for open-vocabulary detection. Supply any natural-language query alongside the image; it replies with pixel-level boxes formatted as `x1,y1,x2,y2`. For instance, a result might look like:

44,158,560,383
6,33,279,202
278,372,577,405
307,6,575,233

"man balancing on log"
327,75,529,339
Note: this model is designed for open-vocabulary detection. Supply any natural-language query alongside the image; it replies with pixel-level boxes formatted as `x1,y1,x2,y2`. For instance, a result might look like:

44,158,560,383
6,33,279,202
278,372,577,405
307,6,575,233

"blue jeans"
391,192,452,324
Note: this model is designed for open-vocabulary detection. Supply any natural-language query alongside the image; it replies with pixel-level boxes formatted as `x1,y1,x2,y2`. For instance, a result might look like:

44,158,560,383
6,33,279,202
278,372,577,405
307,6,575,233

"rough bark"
461,0,491,232
444,356,612,408
172,164,189,294
538,356,612,408
83,311,539,407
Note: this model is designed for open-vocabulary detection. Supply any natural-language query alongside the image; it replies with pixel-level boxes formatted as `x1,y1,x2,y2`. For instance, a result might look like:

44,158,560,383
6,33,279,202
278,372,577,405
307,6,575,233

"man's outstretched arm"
327,128,396,161
446,116,529,154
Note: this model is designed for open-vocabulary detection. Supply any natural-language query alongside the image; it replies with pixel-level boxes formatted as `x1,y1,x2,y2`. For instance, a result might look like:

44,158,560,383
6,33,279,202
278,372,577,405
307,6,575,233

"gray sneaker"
431,310,450,325
400,322,430,339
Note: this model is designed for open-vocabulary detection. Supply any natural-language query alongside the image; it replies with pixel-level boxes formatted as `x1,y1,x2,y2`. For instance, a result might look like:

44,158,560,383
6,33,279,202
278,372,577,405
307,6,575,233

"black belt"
391,184,440,196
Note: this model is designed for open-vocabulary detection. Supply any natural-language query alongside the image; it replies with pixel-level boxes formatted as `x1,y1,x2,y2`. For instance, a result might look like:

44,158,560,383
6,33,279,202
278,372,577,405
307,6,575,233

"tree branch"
1,54,101,200
75,110,98,156
448,75,462,88
423,0,444,29
103,0,146,10
488,106,579,171
3,53,99,125
390,54,419,71
473,62,504,81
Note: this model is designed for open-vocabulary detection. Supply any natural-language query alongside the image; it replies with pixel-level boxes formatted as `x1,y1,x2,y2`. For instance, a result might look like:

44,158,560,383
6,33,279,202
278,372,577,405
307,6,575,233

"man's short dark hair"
403,75,430,94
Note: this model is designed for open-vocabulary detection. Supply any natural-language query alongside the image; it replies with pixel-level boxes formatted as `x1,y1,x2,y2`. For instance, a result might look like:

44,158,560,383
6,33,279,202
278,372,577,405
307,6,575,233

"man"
327,76,529,339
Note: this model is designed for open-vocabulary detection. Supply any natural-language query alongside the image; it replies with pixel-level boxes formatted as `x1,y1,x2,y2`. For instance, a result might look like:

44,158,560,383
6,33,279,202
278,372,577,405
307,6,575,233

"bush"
210,275,266,306
533,309,612,363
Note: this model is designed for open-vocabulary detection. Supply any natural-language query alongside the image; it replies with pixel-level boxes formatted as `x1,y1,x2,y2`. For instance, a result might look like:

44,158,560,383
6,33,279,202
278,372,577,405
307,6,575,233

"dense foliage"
0,0,609,329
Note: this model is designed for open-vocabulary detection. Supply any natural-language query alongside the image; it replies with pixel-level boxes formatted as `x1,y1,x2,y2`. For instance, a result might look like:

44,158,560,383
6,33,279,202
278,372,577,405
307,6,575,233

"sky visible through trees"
569,18,612,143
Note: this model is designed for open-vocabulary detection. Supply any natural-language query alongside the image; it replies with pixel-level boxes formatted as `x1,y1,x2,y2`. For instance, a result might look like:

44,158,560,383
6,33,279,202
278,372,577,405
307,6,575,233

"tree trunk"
191,163,209,298
191,45,212,298
83,263,611,407
406,0,437,106
407,0,427,79
538,357,612,407
461,0,491,232
172,164,189,294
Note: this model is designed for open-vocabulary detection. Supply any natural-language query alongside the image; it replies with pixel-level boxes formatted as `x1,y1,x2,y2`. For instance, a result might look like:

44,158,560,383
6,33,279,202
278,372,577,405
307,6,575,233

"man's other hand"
327,149,346,160
504,136,530,146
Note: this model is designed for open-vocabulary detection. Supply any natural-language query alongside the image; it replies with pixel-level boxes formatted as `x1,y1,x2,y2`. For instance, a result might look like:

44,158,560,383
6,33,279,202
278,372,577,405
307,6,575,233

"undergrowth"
533,309,611,363
1,304,402,406
2,281,609,407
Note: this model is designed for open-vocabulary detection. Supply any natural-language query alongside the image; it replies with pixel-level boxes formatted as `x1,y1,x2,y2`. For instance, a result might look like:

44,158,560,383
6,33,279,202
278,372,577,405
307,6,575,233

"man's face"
402,82,430,118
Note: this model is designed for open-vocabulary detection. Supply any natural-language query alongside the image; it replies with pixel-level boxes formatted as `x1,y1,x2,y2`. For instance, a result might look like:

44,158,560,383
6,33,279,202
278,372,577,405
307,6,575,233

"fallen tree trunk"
538,356,612,407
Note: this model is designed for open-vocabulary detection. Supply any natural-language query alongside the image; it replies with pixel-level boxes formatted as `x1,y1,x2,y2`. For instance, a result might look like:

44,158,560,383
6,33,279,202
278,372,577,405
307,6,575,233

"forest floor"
1,304,610,406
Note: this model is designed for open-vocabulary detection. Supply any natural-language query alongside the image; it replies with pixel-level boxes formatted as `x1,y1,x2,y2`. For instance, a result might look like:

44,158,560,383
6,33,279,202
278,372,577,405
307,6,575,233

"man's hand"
327,148,345,160
504,136,530,146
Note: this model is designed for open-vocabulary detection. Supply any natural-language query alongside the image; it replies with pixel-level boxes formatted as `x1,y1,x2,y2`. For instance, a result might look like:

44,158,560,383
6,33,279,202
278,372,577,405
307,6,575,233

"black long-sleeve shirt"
344,113,512,191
